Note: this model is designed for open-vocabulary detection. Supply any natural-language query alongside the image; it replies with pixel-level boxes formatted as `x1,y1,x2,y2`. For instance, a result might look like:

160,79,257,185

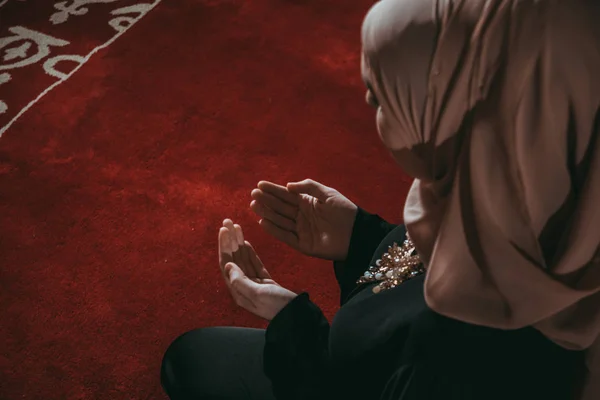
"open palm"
218,219,297,321
250,179,358,261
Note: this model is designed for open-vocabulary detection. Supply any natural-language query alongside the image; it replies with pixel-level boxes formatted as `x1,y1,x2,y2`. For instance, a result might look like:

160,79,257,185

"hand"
250,179,358,261
218,219,297,321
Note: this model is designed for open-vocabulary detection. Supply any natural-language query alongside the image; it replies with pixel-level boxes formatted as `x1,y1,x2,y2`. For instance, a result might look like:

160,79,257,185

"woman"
161,0,600,398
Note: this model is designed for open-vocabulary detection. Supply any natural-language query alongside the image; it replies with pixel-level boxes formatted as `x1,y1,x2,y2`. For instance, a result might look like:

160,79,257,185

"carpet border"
0,0,163,138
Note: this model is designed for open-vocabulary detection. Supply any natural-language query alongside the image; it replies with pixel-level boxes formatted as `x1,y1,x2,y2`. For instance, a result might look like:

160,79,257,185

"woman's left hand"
218,219,298,321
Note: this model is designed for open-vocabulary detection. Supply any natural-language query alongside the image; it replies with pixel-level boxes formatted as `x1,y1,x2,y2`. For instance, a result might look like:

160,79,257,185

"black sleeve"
263,292,334,400
333,207,397,305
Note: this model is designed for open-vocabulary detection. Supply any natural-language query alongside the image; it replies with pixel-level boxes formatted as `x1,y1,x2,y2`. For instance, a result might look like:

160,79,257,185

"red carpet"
0,0,412,398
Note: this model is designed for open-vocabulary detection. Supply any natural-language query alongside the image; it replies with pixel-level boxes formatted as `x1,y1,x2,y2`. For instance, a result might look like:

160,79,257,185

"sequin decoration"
356,234,425,293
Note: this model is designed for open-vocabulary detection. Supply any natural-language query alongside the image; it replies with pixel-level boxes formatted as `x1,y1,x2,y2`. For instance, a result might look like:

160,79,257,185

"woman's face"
364,85,388,147
361,56,385,145
361,55,428,179
361,54,406,153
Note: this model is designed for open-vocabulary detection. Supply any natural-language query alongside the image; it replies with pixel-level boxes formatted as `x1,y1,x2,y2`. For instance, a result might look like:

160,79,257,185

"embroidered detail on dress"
356,234,425,293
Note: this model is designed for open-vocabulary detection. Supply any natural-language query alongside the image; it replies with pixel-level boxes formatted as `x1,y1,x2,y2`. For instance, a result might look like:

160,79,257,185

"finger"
286,179,330,201
250,200,296,232
218,227,234,282
257,181,300,206
218,227,234,265
233,224,244,246
225,263,258,312
258,218,300,250
245,240,272,279
251,189,298,220
222,219,239,253
234,224,256,278
223,220,242,269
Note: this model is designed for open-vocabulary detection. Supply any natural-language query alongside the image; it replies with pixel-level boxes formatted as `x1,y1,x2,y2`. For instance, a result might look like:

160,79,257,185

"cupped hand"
250,179,358,261
218,219,297,321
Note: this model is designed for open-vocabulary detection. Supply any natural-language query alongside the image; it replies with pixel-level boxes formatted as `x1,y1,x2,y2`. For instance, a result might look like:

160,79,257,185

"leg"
161,327,276,400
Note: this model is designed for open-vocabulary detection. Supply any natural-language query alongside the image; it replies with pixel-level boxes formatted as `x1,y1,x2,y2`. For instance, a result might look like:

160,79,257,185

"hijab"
361,0,600,397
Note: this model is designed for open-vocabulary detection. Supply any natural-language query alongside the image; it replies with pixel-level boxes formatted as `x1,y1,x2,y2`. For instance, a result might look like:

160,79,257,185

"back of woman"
162,0,600,399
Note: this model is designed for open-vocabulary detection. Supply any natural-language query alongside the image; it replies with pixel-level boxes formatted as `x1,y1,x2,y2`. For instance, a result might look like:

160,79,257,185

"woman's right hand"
250,179,358,261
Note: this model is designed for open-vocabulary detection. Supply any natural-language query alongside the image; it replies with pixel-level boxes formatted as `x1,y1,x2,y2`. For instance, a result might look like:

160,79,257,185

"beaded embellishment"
356,234,425,293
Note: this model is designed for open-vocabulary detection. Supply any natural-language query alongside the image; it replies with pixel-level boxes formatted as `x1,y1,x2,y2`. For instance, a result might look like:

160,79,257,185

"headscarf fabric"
361,0,600,397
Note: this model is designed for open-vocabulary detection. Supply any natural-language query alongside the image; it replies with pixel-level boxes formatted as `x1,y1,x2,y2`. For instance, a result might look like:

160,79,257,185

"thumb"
286,179,330,201
225,262,239,276
226,262,250,282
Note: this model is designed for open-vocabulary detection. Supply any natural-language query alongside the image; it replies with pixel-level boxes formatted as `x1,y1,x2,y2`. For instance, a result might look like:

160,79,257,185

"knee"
160,328,217,398
160,329,202,398
160,348,177,398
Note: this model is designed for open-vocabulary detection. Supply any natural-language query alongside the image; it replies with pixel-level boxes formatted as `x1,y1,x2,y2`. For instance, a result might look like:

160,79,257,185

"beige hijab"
361,0,600,397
